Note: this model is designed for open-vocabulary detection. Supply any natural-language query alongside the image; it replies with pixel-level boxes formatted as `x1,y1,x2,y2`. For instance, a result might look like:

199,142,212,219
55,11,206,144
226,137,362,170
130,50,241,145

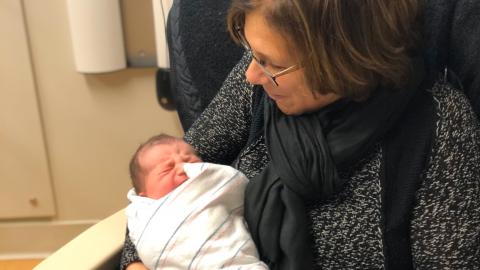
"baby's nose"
175,163,186,175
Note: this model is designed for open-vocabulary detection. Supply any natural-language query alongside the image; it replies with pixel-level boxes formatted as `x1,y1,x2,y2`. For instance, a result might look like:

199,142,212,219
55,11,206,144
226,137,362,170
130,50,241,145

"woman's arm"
411,85,480,268
125,262,148,270
120,231,143,270
184,53,253,164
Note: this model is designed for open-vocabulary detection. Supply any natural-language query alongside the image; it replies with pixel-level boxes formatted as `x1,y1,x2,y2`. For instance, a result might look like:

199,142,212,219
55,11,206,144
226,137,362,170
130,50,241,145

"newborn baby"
126,134,268,270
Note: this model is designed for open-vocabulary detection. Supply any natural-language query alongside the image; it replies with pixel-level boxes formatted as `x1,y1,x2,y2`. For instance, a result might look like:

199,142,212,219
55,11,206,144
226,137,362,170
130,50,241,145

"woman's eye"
262,60,284,71
270,64,285,71
255,54,285,72
257,58,267,66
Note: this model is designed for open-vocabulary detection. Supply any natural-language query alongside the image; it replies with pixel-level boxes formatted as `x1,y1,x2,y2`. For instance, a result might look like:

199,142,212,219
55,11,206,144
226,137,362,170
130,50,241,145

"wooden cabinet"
0,0,55,219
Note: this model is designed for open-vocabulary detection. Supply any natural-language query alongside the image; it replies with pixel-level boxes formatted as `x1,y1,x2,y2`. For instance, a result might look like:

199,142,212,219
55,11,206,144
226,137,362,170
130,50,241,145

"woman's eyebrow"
252,47,289,67
253,50,280,66
254,50,270,60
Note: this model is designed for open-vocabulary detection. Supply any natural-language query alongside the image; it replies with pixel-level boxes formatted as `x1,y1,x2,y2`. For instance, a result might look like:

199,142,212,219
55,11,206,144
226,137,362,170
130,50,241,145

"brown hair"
227,0,423,100
129,134,183,193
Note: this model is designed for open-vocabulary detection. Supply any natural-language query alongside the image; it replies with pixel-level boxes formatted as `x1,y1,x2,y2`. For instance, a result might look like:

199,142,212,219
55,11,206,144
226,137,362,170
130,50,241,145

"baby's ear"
138,191,145,196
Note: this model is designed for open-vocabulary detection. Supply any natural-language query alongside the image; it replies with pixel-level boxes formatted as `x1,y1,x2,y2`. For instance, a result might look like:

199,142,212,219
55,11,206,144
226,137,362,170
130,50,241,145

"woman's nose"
245,61,270,85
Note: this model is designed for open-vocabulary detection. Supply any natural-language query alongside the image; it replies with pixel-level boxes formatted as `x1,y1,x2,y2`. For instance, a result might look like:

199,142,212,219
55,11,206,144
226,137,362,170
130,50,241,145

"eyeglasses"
234,26,301,86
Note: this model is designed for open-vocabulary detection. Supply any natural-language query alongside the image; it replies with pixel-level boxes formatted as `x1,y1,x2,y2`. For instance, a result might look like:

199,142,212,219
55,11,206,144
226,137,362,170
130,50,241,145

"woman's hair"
227,0,423,100
129,134,182,193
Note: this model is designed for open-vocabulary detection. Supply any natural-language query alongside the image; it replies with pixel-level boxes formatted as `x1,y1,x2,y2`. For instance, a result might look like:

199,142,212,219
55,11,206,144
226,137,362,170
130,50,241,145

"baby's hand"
126,262,149,270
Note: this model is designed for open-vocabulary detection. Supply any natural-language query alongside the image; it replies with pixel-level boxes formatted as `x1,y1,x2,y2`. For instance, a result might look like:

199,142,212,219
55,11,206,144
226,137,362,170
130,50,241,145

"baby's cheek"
175,173,188,186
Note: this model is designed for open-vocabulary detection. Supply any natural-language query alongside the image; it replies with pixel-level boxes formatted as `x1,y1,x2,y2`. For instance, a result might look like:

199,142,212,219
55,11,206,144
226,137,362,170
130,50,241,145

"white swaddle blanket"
126,162,268,270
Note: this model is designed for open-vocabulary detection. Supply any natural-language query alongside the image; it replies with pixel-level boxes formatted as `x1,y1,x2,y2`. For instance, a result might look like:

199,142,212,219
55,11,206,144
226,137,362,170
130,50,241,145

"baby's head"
129,134,201,199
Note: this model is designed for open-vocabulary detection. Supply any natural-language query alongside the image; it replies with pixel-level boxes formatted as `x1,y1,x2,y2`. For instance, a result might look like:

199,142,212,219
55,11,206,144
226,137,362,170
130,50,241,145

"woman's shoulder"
429,80,480,140
410,80,480,269
183,52,255,164
425,79,480,172
218,52,253,97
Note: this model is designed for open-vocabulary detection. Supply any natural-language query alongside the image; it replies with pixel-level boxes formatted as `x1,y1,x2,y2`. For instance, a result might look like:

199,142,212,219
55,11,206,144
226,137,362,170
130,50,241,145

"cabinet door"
0,0,55,219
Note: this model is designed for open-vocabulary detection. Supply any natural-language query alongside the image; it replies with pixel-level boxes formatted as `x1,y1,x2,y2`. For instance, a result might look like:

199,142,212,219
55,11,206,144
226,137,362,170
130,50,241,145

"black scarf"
245,59,426,269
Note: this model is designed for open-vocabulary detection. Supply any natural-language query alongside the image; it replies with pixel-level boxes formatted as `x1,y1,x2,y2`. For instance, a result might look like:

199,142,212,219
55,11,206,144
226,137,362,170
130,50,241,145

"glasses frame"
234,26,301,86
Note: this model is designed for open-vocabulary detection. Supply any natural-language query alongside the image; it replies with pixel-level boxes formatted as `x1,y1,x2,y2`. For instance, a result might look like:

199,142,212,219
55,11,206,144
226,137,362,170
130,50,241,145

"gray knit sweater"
121,54,480,269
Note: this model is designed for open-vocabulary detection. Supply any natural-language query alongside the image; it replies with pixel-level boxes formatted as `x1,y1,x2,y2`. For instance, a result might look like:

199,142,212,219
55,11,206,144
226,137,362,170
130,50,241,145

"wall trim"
0,253,49,260
0,219,98,255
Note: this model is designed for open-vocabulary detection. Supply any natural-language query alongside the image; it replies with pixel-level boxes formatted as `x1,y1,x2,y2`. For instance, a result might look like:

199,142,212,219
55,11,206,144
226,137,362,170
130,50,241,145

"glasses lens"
235,26,279,86
252,58,278,86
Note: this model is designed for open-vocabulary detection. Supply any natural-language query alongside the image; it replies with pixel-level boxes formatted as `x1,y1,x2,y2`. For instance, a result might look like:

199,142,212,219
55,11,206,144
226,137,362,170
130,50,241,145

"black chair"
164,0,244,131
424,0,480,117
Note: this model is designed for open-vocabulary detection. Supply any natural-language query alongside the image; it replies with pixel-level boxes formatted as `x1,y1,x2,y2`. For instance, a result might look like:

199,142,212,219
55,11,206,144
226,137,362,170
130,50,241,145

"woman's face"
243,9,340,115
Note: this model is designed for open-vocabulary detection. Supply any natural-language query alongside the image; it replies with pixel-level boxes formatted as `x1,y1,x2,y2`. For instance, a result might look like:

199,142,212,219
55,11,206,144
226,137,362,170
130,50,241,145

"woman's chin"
276,102,300,116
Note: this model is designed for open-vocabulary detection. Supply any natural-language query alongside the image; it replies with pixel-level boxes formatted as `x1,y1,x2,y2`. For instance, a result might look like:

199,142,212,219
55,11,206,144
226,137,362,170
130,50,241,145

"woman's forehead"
244,9,292,63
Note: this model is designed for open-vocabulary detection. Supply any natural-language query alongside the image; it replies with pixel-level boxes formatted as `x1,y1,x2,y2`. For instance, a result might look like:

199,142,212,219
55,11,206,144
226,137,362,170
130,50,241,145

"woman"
122,0,480,269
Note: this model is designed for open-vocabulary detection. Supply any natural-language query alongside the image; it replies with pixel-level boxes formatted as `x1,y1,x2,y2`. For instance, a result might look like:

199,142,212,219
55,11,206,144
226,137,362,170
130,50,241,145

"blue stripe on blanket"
221,238,251,268
187,205,243,269
152,170,242,269
134,192,172,246
136,163,211,246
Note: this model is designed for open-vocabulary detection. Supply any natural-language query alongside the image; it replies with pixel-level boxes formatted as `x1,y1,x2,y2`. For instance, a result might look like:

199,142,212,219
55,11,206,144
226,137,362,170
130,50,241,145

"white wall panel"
0,0,55,219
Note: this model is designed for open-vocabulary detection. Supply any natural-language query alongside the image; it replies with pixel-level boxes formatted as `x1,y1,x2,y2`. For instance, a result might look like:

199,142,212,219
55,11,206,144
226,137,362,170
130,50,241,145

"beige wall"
0,0,183,258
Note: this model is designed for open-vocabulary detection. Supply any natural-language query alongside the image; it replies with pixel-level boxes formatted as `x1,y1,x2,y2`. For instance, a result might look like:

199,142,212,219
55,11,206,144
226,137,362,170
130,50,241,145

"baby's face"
139,141,201,199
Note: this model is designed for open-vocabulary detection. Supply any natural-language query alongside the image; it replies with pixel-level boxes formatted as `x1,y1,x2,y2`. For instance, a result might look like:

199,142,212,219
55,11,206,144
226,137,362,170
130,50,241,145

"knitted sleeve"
411,83,480,268
119,230,141,270
184,52,253,164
